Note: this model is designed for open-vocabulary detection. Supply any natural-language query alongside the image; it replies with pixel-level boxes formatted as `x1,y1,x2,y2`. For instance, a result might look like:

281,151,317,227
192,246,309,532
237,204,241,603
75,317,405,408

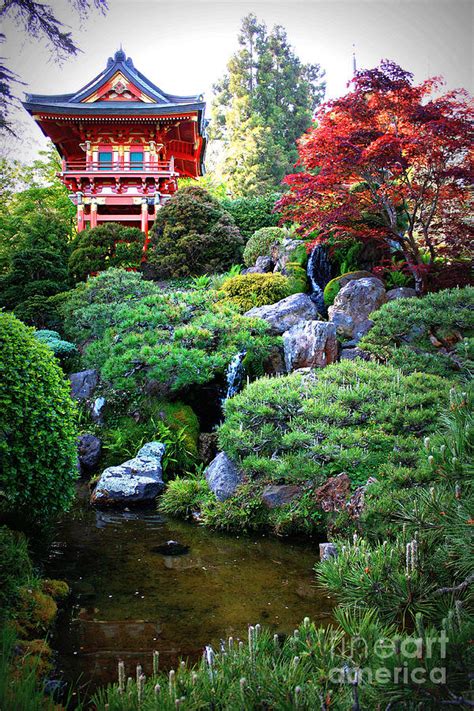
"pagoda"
23,49,206,239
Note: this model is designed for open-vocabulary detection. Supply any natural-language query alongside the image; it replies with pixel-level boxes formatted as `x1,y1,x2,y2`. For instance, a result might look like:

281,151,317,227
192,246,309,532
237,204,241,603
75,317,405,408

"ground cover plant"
360,286,474,379
60,269,280,398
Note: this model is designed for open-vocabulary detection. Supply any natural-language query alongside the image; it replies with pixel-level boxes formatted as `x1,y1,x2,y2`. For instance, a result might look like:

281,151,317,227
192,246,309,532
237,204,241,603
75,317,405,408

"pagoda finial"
352,44,357,75
114,45,126,62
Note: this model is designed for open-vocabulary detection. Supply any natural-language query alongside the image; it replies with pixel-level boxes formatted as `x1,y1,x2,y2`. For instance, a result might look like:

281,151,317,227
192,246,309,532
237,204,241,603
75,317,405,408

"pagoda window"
98,150,112,170
130,149,144,170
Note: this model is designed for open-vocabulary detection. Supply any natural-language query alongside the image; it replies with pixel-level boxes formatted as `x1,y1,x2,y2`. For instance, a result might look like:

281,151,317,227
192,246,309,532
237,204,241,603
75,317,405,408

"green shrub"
360,287,474,379
0,313,77,523
243,226,287,267
219,360,448,490
159,477,212,518
218,272,291,312
221,192,281,240
0,248,70,311
12,294,66,330
68,223,145,282
147,186,244,278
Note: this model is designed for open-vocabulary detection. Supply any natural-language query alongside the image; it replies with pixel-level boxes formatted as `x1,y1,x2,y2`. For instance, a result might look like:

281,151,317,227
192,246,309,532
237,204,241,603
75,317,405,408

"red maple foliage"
278,60,474,293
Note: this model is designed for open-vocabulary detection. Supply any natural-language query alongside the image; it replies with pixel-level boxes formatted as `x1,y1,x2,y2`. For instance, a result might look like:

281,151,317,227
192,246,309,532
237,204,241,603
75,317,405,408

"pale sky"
1,0,473,160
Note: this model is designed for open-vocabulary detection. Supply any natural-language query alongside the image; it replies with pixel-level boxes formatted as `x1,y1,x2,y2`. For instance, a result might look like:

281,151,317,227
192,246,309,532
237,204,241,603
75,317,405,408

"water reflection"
44,488,332,695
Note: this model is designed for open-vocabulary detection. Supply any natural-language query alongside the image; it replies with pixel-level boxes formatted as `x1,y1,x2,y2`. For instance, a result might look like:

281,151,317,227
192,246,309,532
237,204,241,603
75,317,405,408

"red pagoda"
23,49,207,240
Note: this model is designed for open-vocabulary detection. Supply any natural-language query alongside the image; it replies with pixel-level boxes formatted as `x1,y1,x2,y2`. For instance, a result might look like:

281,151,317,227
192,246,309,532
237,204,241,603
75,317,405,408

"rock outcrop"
386,287,417,301
69,369,98,400
328,277,387,341
315,473,351,513
261,484,302,509
91,441,165,506
245,293,320,335
78,434,102,474
283,321,337,371
205,452,243,502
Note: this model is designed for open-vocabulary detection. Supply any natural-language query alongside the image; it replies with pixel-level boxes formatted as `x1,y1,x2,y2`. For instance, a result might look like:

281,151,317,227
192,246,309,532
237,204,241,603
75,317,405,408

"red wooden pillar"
141,198,149,244
90,200,98,229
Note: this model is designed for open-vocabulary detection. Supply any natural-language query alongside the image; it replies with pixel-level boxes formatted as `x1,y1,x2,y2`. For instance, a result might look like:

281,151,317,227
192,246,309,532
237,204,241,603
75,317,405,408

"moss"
285,261,308,294
17,587,58,633
41,579,69,600
16,639,53,677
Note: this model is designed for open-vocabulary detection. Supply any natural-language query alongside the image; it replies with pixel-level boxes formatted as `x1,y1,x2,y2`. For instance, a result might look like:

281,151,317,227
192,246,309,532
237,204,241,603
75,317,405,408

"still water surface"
43,489,332,696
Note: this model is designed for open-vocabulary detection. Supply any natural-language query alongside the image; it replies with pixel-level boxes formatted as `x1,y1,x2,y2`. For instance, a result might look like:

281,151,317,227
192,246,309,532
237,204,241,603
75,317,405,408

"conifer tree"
211,14,325,197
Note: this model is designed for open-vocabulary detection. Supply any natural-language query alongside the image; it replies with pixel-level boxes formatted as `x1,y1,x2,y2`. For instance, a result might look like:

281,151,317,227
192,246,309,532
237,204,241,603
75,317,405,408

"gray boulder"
283,321,337,372
91,441,165,506
69,369,98,400
262,484,302,509
328,277,387,341
205,452,243,502
245,293,320,335
386,287,417,301
78,434,102,474
319,542,338,561
340,347,371,362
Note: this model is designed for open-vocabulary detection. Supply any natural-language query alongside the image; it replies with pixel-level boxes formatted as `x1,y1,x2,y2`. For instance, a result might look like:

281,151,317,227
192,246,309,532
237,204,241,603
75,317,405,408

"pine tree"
211,14,325,197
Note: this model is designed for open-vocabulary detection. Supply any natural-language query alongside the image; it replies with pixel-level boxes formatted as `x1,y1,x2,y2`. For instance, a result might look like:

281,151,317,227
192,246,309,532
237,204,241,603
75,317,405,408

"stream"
42,486,333,698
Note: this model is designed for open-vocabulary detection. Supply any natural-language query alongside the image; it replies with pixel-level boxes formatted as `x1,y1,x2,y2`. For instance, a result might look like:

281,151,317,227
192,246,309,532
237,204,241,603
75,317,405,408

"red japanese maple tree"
278,60,473,293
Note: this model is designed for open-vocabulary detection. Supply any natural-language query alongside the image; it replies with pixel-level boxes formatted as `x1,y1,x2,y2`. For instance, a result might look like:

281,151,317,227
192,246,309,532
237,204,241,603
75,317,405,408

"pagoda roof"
23,48,206,126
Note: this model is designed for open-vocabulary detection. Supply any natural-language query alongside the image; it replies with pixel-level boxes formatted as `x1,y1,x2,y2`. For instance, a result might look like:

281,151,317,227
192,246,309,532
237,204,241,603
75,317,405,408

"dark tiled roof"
23,49,205,124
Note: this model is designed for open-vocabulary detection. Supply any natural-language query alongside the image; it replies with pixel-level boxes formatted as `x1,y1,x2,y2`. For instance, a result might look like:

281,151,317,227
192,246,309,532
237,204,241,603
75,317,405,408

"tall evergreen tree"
211,14,325,197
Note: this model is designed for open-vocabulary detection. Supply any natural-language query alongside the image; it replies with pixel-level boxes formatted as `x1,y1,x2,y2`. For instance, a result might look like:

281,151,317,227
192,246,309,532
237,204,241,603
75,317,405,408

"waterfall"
223,351,246,402
306,244,332,315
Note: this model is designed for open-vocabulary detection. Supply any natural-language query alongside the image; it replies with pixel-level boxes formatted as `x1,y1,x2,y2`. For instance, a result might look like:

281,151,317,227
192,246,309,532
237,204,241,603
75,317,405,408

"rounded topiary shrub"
0,313,78,523
147,186,244,278
218,272,291,312
243,227,287,267
360,286,474,379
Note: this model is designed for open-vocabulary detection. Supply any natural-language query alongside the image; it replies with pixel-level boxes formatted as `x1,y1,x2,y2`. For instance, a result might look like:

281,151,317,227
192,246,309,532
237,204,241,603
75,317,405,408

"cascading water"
223,350,246,402
306,244,333,315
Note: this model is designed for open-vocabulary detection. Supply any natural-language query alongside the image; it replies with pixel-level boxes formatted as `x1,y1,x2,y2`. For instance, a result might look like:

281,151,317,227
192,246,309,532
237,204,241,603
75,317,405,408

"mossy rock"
323,270,374,306
284,262,308,294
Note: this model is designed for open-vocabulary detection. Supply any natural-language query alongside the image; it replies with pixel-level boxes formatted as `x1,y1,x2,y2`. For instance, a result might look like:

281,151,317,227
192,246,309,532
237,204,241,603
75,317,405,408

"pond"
43,486,333,698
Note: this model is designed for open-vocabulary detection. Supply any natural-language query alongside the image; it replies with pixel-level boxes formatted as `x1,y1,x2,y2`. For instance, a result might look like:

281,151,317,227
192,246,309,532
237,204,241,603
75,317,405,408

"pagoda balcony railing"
61,157,175,174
